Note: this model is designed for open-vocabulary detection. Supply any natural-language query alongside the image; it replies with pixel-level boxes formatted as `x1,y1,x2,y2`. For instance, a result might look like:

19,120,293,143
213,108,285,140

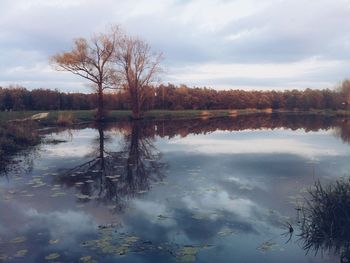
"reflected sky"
1,115,349,262
161,129,347,158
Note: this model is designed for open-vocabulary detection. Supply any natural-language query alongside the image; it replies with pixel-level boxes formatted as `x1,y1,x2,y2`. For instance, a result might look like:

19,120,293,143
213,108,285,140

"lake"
1,113,350,263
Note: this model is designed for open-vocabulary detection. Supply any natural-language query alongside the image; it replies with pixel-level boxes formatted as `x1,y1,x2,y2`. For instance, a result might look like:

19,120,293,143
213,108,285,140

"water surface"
1,113,350,262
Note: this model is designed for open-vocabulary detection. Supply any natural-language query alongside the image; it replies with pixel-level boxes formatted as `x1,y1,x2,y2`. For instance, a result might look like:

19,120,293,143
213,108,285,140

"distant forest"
1,81,350,111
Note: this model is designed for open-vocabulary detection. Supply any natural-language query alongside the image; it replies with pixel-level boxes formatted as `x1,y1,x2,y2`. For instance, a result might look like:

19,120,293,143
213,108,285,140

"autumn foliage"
1,81,349,112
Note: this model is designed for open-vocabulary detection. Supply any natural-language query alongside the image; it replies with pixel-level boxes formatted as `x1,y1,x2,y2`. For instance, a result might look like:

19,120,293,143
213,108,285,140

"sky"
0,0,350,92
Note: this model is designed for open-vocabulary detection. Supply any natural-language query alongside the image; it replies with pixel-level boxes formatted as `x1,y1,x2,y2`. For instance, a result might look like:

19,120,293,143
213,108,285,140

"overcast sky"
0,0,350,92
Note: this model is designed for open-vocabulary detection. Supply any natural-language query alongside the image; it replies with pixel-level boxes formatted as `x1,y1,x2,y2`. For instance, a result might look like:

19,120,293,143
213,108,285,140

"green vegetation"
1,109,350,126
0,111,43,122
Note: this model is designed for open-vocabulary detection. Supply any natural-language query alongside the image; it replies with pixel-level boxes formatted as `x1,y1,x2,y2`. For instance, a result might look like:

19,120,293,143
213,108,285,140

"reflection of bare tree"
56,122,166,211
298,179,350,262
121,121,165,194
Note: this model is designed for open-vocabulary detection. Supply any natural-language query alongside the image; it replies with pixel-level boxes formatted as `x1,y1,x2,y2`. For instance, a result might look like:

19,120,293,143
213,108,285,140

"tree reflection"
334,119,350,144
298,179,350,262
136,113,350,144
56,121,166,211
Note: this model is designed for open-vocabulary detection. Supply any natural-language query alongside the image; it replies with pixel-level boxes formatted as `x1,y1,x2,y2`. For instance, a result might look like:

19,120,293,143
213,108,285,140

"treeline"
1,81,350,111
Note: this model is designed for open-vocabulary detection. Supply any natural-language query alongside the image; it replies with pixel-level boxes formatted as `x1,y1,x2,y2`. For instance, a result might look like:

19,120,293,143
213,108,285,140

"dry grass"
263,108,273,113
56,112,75,126
229,110,238,117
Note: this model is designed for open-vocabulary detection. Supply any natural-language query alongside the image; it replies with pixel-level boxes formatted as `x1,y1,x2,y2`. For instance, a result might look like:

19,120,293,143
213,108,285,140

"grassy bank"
1,109,350,125
0,109,273,125
0,120,40,171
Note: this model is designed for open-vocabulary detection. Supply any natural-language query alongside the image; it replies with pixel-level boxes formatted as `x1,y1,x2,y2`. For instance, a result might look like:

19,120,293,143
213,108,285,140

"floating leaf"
11,236,27,244
257,241,276,252
177,246,198,262
217,227,234,237
115,246,129,255
51,192,66,197
75,194,91,199
157,214,169,220
45,253,60,260
49,239,60,244
80,255,98,263
106,175,120,179
14,249,28,257
80,256,92,261
32,183,46,188
125,236,139,243
22,194,34,197
180,255,196,262
191,213,205,220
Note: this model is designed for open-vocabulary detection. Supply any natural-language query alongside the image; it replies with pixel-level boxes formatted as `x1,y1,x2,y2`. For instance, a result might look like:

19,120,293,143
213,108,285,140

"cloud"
168,57,350,89
0,0,349,91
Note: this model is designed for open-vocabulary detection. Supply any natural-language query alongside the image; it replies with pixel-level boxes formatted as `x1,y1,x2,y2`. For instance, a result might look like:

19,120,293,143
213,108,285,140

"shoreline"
1,109,350,126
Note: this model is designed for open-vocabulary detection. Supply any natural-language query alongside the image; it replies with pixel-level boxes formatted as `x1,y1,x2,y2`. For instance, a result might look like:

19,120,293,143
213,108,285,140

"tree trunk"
131,87,141,119
97,85,104,121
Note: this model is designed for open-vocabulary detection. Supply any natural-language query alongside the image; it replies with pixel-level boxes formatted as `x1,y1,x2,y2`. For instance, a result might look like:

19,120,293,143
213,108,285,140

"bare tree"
115,36,162,119
51,26,121,121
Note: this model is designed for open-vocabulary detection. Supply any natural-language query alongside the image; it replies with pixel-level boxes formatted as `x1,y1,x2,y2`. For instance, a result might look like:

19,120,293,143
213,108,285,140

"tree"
3,90,14,111
51,26,121,121
115,36,162,119
339,79,350,109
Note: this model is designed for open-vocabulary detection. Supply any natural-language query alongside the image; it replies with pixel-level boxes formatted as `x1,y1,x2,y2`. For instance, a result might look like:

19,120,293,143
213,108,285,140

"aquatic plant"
299,178,350,262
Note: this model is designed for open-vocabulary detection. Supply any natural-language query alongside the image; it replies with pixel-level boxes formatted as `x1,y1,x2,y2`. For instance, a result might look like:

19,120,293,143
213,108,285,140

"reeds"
299,179,350,261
